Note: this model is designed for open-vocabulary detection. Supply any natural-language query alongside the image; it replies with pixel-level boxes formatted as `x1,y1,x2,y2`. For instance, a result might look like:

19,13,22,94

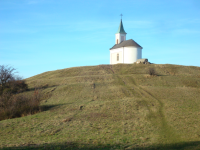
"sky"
0,0,200,79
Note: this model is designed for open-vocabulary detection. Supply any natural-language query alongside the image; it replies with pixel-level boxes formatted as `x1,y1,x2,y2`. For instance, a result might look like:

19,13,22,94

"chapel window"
117,53,119,61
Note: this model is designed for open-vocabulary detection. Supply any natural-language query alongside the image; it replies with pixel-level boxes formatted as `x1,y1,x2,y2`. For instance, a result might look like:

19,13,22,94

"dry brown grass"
0,64,200,149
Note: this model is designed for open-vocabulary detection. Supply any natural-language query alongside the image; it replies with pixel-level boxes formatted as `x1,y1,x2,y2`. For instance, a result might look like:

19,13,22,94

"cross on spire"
120,14,123,19
116,15,126,34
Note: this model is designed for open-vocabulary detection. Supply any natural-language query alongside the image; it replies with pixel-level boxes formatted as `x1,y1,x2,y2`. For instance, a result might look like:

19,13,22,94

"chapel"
110,19,143,64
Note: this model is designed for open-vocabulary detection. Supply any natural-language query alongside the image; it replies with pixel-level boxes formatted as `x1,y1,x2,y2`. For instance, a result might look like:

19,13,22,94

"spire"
116,19,127,34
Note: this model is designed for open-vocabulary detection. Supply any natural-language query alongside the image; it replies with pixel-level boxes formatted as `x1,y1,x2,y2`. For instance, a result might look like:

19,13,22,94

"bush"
0,89,41,121
0,65,16,91
148,68,157,76
2,80,28,94
0,65,42,121
0,65,28,95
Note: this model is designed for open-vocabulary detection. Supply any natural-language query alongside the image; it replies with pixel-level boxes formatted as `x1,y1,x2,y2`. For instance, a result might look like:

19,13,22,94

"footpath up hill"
1,64,200,150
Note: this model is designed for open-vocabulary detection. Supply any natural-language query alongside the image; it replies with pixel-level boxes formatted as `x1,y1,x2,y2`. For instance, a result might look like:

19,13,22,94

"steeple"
115,18,127,44
116,19,127,34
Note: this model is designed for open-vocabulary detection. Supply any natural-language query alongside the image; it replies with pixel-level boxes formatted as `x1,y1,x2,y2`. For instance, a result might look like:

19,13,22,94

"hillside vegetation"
0,64,200,149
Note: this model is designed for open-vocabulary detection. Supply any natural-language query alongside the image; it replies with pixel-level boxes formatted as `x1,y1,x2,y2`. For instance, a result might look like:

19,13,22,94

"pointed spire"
116,19,127,34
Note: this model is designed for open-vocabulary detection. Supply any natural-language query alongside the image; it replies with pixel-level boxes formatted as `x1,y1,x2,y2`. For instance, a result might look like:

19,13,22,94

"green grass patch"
1,64,200,149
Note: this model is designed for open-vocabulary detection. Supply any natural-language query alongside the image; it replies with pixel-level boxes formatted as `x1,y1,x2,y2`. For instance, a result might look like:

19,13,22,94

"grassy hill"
0,64,200,150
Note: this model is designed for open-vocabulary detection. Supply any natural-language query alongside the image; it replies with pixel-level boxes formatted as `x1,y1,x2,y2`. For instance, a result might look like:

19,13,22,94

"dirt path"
138,86,182,143
99,65,182,143
116,74,182,143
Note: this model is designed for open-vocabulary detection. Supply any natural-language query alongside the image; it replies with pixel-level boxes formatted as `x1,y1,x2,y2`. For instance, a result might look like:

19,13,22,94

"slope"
0,64,200,149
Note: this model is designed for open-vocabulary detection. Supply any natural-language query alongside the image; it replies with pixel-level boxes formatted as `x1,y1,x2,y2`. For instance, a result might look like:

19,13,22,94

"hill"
0,64,200,149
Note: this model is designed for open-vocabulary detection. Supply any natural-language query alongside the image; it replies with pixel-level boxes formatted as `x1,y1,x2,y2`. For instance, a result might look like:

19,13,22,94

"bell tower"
115,14,127,44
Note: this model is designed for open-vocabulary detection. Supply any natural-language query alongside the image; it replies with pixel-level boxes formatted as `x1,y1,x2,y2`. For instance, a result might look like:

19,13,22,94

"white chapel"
110,19,143,64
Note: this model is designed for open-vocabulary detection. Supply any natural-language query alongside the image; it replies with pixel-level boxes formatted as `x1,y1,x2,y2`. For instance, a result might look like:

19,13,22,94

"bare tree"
0,65,16,90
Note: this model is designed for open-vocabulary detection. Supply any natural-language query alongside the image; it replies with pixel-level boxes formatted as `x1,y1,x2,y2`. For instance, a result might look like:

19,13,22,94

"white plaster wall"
115,34,120,44
115,33,126,44
123,47,142,64
110,46,142,64
110,48,123,64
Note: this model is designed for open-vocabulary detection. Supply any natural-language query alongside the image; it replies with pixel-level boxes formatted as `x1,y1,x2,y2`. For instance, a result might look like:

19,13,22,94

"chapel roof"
110,39,143,50
116,19,127,34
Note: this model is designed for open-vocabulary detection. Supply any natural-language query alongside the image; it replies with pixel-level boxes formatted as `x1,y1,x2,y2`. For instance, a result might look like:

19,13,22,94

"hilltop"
0,64,200,149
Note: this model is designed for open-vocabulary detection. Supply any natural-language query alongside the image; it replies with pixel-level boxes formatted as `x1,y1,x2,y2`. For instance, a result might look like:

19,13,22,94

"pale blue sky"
0,0,200,78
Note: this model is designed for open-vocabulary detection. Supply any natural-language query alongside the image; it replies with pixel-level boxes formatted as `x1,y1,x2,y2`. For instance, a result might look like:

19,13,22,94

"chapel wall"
110,48,123,64
123,47,138,63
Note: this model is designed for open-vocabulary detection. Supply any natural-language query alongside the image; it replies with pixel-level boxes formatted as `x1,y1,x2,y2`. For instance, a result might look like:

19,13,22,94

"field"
0,64,200,150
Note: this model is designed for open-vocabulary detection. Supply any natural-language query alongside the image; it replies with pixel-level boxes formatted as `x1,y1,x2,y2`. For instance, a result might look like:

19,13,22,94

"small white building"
110,19,143,64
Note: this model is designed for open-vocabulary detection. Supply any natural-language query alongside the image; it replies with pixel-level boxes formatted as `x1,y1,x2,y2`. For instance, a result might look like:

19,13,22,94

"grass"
0,63,200,149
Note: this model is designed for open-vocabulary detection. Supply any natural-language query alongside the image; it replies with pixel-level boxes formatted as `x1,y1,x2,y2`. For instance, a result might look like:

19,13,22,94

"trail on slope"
138,86,182,143
97,65,182,143
112,73,182,144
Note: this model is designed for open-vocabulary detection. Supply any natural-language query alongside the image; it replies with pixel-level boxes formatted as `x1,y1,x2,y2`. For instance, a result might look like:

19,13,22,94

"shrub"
0,65,41,121
0,89,41,121
0,65,16,91
148,68,157,76
0,65,28,95
7,80,28,93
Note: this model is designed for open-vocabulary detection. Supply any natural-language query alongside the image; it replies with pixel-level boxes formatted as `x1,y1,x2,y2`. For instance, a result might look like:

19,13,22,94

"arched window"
117,53,119,61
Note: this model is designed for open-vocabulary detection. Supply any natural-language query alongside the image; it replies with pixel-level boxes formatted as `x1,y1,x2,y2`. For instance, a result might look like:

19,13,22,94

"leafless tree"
0,65,16,90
